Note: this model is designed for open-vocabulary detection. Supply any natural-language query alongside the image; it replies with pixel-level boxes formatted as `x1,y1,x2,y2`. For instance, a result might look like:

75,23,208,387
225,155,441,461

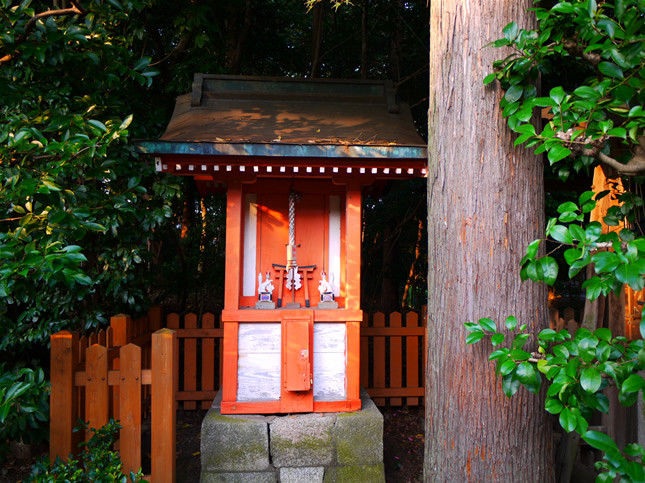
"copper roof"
136,75,427,179
160,75,426,148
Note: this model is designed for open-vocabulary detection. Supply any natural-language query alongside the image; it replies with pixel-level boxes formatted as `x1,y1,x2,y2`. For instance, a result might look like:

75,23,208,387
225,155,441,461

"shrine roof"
137,75,427,167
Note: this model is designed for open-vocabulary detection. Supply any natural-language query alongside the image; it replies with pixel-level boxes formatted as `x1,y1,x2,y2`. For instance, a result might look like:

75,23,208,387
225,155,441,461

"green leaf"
581,367,602,393
582,430,618,452
466,331,485,345
564,248,582,265
621,374,645,394
478,318,497,332
503,21,519,41
87,119,107,132
550,225,573,244
491,333,505,346
539,256,559,286
548,145,572,164
592,251,621,273
483,73,496,85
559,407,577,433
499,359,517,376
505,315,518,331
502,374,520,397
545,398,564,414
505,85,524,103
549,86,566,105
598,61,624,79
516,361,536,384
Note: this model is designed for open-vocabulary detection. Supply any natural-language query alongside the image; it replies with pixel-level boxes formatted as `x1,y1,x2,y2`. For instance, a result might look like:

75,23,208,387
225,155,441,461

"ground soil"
1,405,424,482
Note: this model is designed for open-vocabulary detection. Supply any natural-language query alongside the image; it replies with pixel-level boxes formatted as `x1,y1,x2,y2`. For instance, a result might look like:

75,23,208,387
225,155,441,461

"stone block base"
201,389,384,482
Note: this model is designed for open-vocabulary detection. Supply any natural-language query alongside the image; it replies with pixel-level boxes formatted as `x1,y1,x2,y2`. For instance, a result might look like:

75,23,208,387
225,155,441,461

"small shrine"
138,75,427,415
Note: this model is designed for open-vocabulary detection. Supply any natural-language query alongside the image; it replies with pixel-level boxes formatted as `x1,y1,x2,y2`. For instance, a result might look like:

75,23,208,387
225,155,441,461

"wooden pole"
50,331,79,462
85,344,109,440
119,344,142,475
151,329,177,483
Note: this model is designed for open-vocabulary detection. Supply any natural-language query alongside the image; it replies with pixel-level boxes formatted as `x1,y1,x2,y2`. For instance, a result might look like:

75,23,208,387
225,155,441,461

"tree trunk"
425,2,553,481
310,3,324,78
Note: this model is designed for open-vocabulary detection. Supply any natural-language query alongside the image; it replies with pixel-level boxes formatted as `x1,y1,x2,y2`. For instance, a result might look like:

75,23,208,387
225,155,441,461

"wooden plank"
50,331,79,462
346,321,361,402
372,312,386,406
85,344,109,441
176,390,218,401
406,312,420,406
201,313,216,409
345,186,362,311
75,369,152,386
224,183,243,310
111,314,132,422
221,400,281,414
361,327,426,336
149,305,163,332
366,387,425,398
174,328,224,338
119,344,142,475
222,322,239,403
360,312,369,389
389,312,403,406
313,323,346,401
151,329,177,483
184,313,198,410
221,308,363,322
313,399,361,412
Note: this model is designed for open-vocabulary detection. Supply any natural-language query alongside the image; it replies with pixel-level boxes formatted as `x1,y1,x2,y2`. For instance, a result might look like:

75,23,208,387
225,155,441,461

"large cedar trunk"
425,2,553,481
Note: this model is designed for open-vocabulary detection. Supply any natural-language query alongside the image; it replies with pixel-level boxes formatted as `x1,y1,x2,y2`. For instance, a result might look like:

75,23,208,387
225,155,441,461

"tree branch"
24,3,85,34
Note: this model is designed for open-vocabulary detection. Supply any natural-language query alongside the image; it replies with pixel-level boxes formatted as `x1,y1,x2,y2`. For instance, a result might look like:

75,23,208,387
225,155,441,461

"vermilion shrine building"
138,75,427,414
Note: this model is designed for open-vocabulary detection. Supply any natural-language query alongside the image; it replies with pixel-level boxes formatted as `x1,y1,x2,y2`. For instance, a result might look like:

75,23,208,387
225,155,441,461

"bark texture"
425,2,553,481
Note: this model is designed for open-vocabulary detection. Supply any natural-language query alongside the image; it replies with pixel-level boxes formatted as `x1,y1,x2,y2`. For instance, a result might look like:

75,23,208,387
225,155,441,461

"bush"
29,420,145,482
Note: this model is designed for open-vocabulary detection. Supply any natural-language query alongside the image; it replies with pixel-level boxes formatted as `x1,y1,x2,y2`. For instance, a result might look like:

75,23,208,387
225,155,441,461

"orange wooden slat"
360,312,369,389
88,332,97,346
151,329,177,483
149,305,163,331
224,184,243,310
98,329,106,346
366,387,425,398
184,313,198,410
372,312,386,406
176,390,218,401
119,344,142,475
201,313,216,410
406,312,420,406
85,344,109,441
174,328,224,338
346,321,361,402
345,186,362,311
166,313,180,329
50,331,79,462
111,314,132,421
361,327,426,336
389,312,403,406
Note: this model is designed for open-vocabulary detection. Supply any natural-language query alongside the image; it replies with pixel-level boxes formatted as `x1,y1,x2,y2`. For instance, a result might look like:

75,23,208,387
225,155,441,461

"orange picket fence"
50,309,177,483
361,310,427,406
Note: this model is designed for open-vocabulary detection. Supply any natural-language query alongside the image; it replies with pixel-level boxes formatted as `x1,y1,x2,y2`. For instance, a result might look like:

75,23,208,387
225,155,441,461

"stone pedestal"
200,389,384,482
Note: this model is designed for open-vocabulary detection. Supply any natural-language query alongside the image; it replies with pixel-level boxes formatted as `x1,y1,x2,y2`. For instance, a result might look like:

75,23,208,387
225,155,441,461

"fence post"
202,313,216,410
50,331,79,462
85,344,109,440
120,343,142,475
111,314,132,421
149,305,163,332
151,329,177,483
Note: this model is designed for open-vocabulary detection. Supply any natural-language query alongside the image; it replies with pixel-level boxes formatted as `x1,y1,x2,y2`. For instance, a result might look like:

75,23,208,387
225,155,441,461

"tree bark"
425,2,553,481
310,3,324,78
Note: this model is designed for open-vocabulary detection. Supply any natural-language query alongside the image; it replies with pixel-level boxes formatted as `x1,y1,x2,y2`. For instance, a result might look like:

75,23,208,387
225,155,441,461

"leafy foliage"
29,420,145,482
467,318,645,481
0,364,49,454
476,1,645,480
486,0,645,178
0,0,179,356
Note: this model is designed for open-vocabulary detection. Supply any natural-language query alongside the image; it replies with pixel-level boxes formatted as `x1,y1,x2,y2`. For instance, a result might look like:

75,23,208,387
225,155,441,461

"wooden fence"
50,309,176,483
165,309,427,409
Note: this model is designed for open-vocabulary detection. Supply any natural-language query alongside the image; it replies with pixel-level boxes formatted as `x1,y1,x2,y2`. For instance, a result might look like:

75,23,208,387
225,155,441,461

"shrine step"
200,389,384,482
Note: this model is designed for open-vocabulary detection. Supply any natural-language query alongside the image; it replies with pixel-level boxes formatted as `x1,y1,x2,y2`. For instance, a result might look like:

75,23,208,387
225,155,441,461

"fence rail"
50,310,176,483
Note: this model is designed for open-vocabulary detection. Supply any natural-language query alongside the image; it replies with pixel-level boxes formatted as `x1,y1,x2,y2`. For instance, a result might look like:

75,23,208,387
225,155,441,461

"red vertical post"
345,185,361,311
111,314,132,421
224,182,243,310
119,344,142,475
151,329,177,483
346,321,361,403
50,331,79,462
